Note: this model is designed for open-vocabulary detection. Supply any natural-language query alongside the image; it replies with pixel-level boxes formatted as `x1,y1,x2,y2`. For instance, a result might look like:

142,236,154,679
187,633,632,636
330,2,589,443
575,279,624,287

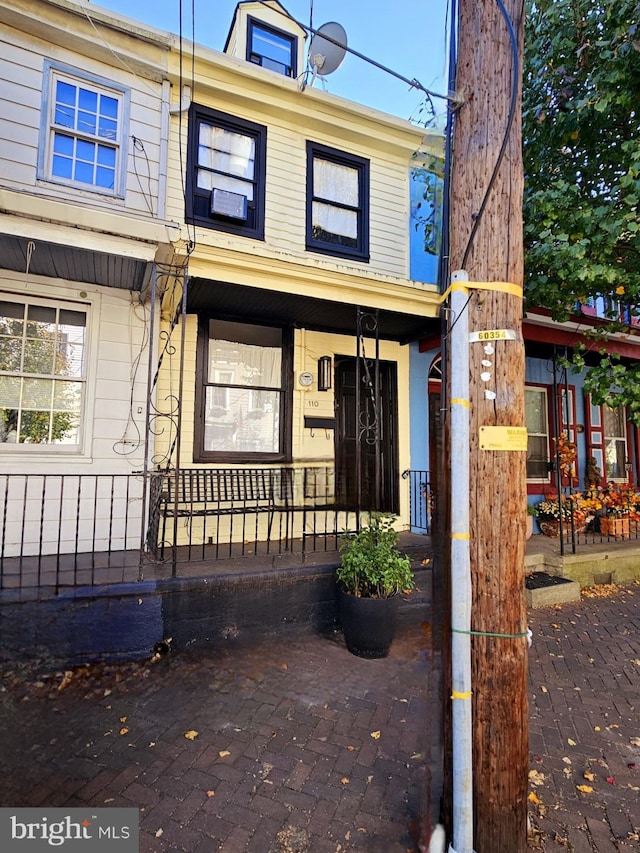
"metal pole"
448,269,473,853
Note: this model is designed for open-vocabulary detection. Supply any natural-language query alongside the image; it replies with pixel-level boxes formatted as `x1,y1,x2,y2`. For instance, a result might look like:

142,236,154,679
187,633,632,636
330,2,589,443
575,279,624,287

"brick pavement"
527,582,640,852
0,622,432,852
1,583,639,852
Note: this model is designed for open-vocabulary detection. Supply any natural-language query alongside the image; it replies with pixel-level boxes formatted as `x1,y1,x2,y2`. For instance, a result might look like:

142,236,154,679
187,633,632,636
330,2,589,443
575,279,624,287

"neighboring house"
0,0,174,571
522,303,640,504
418,296,640,532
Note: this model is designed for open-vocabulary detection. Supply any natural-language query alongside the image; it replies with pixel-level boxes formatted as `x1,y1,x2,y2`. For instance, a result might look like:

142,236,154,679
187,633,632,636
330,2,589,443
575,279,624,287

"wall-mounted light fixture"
317,355,332,391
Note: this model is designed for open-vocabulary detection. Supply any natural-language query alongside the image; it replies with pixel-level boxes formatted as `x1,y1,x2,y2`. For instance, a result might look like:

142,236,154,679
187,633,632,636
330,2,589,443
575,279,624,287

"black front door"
334,356,398,512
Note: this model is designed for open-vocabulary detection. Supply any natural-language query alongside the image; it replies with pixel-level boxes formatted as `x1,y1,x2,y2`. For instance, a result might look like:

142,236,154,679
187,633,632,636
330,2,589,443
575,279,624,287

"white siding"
0,273,151,474
0,23,164,219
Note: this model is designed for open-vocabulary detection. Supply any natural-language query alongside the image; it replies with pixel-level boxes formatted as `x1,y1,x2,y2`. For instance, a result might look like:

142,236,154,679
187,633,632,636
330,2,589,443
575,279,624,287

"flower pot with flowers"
532,495,594,537
585,485,640,538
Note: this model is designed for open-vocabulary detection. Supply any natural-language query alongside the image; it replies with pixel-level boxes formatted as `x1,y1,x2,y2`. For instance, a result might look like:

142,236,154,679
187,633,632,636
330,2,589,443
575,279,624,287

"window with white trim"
525,386,550,481
0,298,87,447
40,61,128,196
603,405,628,481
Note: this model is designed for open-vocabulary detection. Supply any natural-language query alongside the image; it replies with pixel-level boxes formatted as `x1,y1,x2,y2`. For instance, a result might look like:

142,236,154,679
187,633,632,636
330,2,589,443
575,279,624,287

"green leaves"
336,514,414,599
524,0,640,412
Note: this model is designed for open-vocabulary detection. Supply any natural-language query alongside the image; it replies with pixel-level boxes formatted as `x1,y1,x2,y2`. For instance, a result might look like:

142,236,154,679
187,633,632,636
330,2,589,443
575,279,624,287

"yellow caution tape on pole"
440,281,523,303
451,690,473,700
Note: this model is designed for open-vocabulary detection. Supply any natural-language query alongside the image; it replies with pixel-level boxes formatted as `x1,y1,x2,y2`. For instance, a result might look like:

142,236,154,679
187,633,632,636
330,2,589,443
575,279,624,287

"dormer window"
246,17,297,77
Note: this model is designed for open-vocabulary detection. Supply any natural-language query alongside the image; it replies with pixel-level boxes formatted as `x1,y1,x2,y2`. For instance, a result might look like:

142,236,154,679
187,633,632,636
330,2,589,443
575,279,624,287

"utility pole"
446,0,529,851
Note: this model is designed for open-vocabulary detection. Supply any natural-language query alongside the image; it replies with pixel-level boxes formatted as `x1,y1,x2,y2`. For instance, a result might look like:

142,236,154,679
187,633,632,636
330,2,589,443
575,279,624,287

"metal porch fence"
0,468,435,595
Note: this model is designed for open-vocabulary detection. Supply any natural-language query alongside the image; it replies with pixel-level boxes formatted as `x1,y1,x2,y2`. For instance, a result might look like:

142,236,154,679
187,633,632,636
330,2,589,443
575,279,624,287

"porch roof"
187,277,441,343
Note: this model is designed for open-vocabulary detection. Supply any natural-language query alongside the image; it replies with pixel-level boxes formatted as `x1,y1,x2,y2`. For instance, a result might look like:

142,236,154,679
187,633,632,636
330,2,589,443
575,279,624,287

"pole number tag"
469,329,517,342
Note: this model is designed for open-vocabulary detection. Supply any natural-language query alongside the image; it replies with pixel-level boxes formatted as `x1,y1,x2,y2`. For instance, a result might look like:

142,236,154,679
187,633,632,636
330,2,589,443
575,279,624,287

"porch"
0,468,433,597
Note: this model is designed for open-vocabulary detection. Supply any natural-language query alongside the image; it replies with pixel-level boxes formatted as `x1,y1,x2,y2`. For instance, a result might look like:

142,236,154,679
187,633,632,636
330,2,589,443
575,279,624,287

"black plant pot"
338,587,399,659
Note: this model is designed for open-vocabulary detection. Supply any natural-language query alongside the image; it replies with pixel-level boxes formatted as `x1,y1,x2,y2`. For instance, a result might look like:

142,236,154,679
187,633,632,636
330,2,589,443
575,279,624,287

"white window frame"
525,385,551,483
38,60,130,198
603,405,628,482
0,290,93,456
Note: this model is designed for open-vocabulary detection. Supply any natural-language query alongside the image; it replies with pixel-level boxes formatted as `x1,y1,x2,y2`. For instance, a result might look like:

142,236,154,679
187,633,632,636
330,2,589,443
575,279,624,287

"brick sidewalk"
1,584,639,852
527,582,640,851
0,623,432,852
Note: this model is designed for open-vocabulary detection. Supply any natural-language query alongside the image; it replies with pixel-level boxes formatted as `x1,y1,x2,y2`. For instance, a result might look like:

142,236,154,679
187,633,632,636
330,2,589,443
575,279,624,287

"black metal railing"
403,469,433,533
0,473,146,594
0,468,435,594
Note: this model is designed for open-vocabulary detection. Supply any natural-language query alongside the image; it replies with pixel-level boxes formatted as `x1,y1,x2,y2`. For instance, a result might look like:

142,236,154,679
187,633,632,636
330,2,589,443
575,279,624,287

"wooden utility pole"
447,0,529,850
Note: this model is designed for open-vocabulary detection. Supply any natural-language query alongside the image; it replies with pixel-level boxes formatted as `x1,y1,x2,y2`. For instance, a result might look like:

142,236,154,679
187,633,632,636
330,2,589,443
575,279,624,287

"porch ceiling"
187,277,440,343
0,233,150,292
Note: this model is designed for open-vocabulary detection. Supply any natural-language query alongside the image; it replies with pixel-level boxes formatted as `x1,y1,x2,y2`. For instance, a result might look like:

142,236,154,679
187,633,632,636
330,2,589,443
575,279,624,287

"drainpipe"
449,269,474,853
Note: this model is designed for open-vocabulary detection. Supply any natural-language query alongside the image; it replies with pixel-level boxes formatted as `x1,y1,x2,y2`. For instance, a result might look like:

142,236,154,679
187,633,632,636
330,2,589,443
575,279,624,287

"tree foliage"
523,0,640,416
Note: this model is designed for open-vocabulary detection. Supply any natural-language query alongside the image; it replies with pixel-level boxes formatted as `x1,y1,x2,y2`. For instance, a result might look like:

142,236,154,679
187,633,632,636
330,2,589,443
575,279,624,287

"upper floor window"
306,142,369,262
39,61,128,196
196,319,292,462
186,106,266,240
0,297,87,449
246,17,297,77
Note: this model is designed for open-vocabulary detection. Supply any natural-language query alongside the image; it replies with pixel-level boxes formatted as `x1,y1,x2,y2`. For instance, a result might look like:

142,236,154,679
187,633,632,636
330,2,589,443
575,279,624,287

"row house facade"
154,1,443,559
0,0,443,634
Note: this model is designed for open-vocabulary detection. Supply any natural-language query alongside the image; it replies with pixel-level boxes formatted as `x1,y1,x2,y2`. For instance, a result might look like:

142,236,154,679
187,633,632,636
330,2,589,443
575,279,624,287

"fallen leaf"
540,686,548,693
184,730,199,740
58,671,73,691
341,777,349,785
346,746,356,752
576,785,593,794
562,757,572,765
206,790,215,797
630,737,640,746
606,776,616,785
218,749,230,757
594,726,601,732
583,771,595,782
119,727,129,736
528,792,541,804
529,770,545,786
148,742,156,747
120,716,127,723
155,829,163,838
280,663,288,670
567,738,577,746
370,731,381,740
628,763,638,770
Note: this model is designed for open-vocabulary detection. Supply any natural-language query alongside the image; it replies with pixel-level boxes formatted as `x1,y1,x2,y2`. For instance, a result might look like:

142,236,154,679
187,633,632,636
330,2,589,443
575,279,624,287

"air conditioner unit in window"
211,188,248,220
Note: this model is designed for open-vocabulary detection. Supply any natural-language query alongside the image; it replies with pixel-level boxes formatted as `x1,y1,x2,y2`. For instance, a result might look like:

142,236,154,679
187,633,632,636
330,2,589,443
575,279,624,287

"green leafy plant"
336,514,415,599
523,0,640,420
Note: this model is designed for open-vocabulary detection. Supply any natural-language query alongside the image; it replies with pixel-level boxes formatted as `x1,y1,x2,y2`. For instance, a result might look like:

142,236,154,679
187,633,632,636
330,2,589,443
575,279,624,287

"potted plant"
336,513,415,658
532,495,594,537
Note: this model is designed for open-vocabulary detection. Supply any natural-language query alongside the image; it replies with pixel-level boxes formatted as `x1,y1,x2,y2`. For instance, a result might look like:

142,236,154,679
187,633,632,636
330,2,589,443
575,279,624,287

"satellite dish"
308,22,348,77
